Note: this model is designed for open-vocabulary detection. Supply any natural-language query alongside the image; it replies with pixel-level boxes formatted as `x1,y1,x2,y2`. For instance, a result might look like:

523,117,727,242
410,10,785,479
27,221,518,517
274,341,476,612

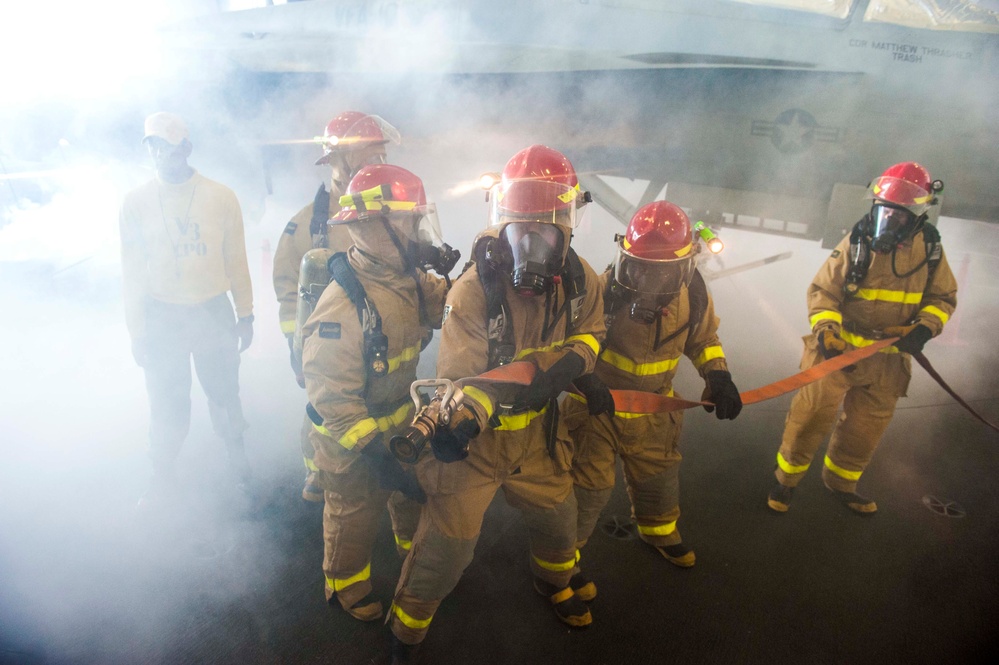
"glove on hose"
512,352,585,413
887,324,933,355
431,414,481,463
701,370,743,420
360,434,426,503
817,328,848,360
573,373,615,417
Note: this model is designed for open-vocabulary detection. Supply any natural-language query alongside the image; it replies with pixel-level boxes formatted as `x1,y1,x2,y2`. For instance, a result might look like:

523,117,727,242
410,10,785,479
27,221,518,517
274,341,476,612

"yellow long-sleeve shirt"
119,171,253,339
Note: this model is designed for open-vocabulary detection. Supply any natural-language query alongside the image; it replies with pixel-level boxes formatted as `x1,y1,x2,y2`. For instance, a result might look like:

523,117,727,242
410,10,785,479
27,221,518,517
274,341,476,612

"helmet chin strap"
381,217,429,326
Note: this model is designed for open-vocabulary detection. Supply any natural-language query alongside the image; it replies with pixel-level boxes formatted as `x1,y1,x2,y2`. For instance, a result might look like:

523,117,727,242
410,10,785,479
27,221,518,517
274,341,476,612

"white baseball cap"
142,112,190,146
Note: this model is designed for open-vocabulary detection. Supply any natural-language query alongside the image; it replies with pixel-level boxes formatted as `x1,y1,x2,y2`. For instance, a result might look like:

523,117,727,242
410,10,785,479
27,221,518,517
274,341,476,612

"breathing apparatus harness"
844,214,942,297
605,268,708,352
473,234,588,371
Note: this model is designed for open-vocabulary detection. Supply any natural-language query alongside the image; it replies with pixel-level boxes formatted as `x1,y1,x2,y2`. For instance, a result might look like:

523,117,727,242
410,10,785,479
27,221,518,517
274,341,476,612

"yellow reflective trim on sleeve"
462,386,495,420
532,549,580,572
328,402,413,450
777,451,809,475
387,342,422,375
824,455,863,481
325,562,371,592
920,305,950,325
840,330,899,354
394,534,412,551
313,422,333,437
514,342,561,361
601,348,680,377
495,405,546,431
694,345,725,369
280,320,297,334
637,520,677,536
566,333,600,356
338,418,378,450
854,288,922,305
304,456,319,472
391,603,433,630
809,310,842,329
374,402,415,432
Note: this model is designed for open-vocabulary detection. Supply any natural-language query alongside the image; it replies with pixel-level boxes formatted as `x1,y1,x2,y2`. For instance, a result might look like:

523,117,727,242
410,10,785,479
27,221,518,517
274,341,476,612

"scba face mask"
500,222,567,297
869,204,919,254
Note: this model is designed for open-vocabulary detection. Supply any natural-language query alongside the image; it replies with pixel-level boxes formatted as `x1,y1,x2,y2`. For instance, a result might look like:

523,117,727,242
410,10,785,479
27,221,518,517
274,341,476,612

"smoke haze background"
1,1,998,663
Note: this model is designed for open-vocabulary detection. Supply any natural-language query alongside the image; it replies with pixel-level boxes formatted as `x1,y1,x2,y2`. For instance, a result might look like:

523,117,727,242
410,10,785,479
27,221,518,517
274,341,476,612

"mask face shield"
499,222,568,296
869,204,918,253
613,244,698,318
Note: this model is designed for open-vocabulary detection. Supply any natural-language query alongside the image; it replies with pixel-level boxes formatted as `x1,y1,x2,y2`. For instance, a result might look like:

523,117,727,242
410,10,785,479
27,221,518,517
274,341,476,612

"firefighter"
301,164,453,622
388,145,606,662
768,162,958,514
568,201,742,570
120,112,254,501
272,111,400,501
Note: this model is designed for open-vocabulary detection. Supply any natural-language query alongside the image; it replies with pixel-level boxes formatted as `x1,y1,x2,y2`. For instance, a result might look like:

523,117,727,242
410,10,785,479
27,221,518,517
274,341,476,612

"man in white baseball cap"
121,111,256,507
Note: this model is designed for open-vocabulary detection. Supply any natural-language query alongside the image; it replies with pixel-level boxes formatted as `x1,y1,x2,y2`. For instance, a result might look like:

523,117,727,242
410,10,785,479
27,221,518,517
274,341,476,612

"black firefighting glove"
701,370,743,420
573,373,616,417
236,315,254,353
817,328,848,360
886,323,933,355
431,414,481,463
286,334,305,388
360,434,426,503
512,352,586,413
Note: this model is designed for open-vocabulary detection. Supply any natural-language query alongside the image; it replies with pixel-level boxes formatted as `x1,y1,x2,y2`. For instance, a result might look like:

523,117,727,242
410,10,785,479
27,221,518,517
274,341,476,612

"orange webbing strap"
738,337,898,406
456,338,899,416
913,352,999,434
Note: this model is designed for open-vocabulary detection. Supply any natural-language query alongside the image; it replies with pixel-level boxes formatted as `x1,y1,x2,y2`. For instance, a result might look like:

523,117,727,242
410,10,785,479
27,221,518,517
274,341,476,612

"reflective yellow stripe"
387,342,422,374
810,310,842,329
394,534,412,551
325,562,371,592
601,348,679,377
694,345,725,369
280,319,296,334
920,305,950,325
339,418,378,450
514,342,561,361
777,451,809,475
824,455,863,481
532,549,580,572
391,603,433,630
462,386,494,420
317,402,413,450
840,330,899,354
638,521,676,536
854,288,922,305
566,333,600,357
496,404,546,431
304,456,319,472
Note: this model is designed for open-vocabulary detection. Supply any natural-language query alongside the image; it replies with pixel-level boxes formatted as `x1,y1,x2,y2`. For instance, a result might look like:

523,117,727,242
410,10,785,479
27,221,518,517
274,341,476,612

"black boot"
391,635,422,665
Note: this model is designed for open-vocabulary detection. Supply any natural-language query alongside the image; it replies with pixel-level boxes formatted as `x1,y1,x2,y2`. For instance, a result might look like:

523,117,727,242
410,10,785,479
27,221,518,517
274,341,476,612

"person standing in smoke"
767,162,958,515
567,200,741,573
272,111,400,502
301,164,454,623
119,112,255,503
389,145,605,663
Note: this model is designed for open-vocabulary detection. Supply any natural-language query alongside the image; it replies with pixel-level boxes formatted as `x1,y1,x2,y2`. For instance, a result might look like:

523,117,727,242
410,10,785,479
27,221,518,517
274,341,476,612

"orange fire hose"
462,337,900,415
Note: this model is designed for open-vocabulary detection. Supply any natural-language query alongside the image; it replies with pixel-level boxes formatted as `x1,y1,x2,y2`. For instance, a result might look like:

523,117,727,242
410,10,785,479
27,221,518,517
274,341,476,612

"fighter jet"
160,0,999,248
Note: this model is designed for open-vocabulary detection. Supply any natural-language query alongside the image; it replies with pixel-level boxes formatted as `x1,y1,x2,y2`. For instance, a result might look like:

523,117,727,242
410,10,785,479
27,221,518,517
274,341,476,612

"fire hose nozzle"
389,379,463,463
